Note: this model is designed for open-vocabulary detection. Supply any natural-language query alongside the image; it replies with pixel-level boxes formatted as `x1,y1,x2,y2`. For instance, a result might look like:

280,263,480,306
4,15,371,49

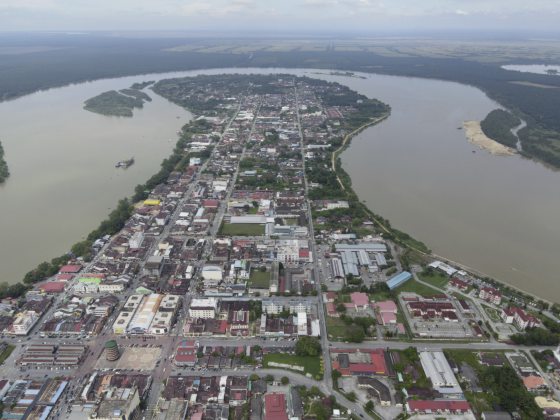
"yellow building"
143,199,161,206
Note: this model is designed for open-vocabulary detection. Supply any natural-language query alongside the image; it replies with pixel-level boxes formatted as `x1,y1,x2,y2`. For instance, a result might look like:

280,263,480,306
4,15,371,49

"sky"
0,0,559,33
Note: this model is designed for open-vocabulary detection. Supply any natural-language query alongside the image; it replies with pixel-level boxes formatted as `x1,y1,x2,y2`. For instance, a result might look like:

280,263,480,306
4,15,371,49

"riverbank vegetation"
480,109,521,148
0,141,8,183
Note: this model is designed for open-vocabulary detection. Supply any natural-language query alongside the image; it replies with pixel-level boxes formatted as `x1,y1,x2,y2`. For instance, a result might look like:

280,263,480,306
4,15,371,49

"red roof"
202,199,219,208
350,292,369,307
326,302,337,315
349,351,388,375
39,282,66,293
265,393,288,420
59,264,82,274
325,291,337,301
408,400,470,412
299,249,310,258
56,273,74,281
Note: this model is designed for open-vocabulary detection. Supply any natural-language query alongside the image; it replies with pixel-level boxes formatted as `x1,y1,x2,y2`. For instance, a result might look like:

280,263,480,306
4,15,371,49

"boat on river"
115,157,134,168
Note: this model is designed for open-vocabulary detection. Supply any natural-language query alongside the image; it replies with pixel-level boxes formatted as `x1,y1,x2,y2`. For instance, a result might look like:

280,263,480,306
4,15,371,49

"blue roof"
387,271,412,290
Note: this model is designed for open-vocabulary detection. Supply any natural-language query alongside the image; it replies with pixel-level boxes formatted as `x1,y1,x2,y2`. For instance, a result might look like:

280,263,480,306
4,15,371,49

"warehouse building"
419,351,462,394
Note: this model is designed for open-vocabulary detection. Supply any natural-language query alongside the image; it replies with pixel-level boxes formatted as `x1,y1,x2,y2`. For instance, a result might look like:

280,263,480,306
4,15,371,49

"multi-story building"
11,311,39,336
189,298,218,319
479,287,502,305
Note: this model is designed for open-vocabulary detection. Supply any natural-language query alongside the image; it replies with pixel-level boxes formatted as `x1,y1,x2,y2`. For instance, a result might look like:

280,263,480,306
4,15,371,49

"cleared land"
95,346,161,371
220,223,265,236
263,353,323,379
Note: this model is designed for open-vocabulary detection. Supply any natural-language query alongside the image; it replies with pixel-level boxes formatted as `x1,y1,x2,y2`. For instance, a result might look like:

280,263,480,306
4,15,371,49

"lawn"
368,290,393,302
418,271,450,289
484,306,502,322
326,316,348,340
395,279,440,297
248,270,271,288
0,344,14,365
220,223,265,236
263,353,323,379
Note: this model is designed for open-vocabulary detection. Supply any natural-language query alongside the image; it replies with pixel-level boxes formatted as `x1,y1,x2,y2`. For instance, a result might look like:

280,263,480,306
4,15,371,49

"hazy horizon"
1,0,560,34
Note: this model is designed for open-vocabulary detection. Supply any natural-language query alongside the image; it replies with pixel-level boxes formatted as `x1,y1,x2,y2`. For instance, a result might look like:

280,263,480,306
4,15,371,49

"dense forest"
480,109,521,148
0,141,9,183
1,33,560,166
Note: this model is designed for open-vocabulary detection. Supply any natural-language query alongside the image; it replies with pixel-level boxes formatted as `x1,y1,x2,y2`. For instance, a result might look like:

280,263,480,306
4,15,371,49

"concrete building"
11,311,38,336
189,298,218,319
202,265,223,283
297,312,308,336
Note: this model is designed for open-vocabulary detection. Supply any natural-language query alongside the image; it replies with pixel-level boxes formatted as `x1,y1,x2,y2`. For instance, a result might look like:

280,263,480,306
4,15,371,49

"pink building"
372,300,398,325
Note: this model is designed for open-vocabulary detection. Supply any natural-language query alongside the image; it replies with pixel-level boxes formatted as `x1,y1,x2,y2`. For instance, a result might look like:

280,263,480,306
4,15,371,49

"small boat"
115,157,135,168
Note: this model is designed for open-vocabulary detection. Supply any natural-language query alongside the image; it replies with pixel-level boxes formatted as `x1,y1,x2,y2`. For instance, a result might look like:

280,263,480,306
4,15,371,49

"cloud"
455,9,469,15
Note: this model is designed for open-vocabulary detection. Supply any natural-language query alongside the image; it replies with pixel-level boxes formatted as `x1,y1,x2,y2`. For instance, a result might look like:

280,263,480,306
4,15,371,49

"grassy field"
248,270,271,288
326,316,348,340
0,344,15,365
263,353,323,379
444,349,481,368
395,279,439,297
368,290,393,302
220,223,265,236
418,271,450,289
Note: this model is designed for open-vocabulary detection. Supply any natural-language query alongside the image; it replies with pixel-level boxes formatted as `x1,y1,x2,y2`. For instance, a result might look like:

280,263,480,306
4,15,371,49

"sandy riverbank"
463,120,516,156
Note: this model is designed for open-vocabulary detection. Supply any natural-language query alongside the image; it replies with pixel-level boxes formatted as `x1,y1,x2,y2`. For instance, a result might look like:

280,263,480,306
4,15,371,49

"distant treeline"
2,34,560,165
480,109,521,148
0,141,8,183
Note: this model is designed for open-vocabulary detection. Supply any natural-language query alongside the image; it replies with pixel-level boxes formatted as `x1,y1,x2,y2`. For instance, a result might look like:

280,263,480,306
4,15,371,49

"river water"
0,68,559,302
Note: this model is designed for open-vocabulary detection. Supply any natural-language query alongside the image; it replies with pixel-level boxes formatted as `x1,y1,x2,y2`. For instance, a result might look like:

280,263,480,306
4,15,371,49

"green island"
480,109,522,148
83,84,152,117
0,141,8,183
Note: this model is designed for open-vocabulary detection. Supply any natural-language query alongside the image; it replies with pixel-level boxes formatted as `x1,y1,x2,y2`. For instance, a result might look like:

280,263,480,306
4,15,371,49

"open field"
95,346,161,371
220,223,265,236
326,316,348,341
248,270,271,288
417,271,450,289
395,280,439,296
263,353,323,378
